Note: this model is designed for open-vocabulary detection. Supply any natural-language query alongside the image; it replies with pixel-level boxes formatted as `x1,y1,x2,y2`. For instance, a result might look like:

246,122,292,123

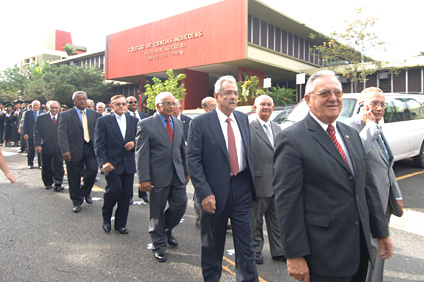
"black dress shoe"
272,255,287,262
167,232,178,246
72,205,82,213
28,165,34,169
54,186,64,192
85,195,93,204
115,227,129,234
153,251,167,262
254,252,264,264
45,185,53,190
103,222,111,233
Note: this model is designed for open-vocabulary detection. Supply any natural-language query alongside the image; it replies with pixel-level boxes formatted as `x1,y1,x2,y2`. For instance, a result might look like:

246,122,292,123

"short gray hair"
46,100,59,108
72,91,87,101
96,102,106,108
32,100,40,107
254,95,274,106
201,97,215,108
305,70,341,95
155,92,175,105
214,75,237,94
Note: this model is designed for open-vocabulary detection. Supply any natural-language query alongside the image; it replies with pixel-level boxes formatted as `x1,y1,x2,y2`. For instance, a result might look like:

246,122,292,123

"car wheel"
413,141,424,168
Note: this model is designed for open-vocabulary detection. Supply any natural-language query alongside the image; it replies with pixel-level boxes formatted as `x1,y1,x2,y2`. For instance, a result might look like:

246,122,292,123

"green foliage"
310,8,385,92
63,46,77,56
0,66,28,100
144,69,187,110
267,85,296,106
236,72,265,103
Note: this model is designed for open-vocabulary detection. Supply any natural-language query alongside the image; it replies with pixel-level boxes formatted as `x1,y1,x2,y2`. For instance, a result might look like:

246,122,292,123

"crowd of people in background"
0,70,403,282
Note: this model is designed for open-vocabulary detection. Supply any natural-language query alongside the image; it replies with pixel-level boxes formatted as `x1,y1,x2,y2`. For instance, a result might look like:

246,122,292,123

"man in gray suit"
135,92,189,263
345,87,403,282
274,70,392,281
249,95,285,265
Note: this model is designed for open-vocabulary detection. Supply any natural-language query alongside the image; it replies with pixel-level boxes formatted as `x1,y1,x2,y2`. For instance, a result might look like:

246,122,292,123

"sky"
1,0,423,71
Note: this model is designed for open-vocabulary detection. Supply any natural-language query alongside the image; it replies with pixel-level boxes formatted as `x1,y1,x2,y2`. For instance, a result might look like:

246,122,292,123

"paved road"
1,146,423,281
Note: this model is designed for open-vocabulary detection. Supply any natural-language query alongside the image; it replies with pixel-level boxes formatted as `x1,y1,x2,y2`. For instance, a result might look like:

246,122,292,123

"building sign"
127,31,203,61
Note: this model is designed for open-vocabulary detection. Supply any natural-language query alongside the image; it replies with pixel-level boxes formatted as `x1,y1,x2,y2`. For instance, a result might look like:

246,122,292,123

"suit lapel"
71,107,83,129
109,113,124,141
154,114,172,144
337,122,357,174
124,114,134,142
234,111,250,156
254,118,273,149
208,110,229,161
172,116,182,145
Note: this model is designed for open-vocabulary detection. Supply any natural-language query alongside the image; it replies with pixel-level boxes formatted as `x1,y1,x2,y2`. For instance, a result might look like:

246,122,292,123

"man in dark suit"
136,92,189,263
249,95,285,265
34,101,64,191
23,100,44,169
126,95,149,204
58,91,101,213
345,87,403,282
95,95,138,234
187,75,258,282
173,99,191,141
273,70,392,281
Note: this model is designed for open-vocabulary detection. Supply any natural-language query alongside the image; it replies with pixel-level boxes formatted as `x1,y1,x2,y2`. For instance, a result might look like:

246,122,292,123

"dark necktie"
165,117,174,142
53,116,56,125
327,124,350,169
226,117,239,176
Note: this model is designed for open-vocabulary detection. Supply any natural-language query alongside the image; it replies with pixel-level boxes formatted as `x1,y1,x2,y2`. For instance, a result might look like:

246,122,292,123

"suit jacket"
34,112,61,155
180,114,192,141
128,110,149,121
135,113,187,187
57,107,101,162
22,110,45,138
187,108,257,215
273,113,388,277
94,112,137,175
249,115,281,197
346,115,403,216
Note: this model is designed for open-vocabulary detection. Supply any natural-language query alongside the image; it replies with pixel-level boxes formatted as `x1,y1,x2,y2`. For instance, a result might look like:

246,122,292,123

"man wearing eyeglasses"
187,75,258,281
94,95,138,234
126,96,149,204
274,70,391,282
135,92,189,263
345,87,403,282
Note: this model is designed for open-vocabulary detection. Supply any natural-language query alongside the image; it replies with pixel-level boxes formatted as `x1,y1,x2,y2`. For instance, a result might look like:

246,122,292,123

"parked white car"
281,93,424,167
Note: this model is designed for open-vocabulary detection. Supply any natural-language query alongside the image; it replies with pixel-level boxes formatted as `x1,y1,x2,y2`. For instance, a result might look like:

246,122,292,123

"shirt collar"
215,106,235,123
309,111,337,132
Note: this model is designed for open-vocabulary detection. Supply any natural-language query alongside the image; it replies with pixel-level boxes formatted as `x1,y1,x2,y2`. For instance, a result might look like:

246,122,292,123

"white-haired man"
22,100,45,169
135,92,189,263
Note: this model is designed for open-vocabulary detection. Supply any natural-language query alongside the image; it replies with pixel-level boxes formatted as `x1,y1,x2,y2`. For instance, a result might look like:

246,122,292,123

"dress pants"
65,141,97,206
149,169,187,253
103,171,134,229
27,137,41,167
251,195,284,257
41,151,64,187
200,169,258,282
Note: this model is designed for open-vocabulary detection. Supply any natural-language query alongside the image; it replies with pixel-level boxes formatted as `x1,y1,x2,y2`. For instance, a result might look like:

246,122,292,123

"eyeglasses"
221,90,239,97
128,101,137,104
160,102,176,107
259,102,273,107
312,89,343,98
114,102,127,107
368,102,387,108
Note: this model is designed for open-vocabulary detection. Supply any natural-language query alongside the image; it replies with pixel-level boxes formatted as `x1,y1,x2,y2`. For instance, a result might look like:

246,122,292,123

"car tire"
413,141,424,168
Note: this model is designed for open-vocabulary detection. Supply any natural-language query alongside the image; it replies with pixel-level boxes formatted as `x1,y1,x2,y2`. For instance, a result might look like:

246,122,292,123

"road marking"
396,170,424,181
223,256,267,281
390,208,424,237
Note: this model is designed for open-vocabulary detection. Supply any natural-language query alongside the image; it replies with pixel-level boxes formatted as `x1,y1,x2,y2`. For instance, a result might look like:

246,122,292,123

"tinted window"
385,97,424,123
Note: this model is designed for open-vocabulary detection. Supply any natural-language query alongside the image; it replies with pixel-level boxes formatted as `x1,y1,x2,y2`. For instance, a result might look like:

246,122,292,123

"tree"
0,66,28,100
144,69,187,110
267,85,296,106
63,46,77,56
236,72,265,103
310,8,385,92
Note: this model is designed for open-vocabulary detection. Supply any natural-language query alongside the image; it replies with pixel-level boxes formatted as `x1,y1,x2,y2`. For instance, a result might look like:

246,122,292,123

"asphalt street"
1,146,423,281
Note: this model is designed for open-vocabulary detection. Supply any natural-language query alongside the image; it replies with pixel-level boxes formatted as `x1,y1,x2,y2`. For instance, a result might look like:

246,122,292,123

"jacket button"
349,175,354,180
354,221,359,226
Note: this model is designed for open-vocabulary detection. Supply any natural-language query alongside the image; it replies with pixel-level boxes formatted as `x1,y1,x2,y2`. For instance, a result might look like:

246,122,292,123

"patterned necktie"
53,116,56,125
165,117,174,142
263,123,274,148
327,124,350,169
227,117,239,176
81,110,90,142
377,134,390,163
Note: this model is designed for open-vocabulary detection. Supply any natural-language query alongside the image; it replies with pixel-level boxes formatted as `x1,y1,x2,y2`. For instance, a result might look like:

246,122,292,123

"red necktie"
327,124,350,169
53,116,56,125
226,117,239,176
165,117,174,142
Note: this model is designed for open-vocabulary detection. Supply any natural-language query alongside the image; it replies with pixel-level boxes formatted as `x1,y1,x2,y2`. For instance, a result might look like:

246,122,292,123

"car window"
338,98,357,121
